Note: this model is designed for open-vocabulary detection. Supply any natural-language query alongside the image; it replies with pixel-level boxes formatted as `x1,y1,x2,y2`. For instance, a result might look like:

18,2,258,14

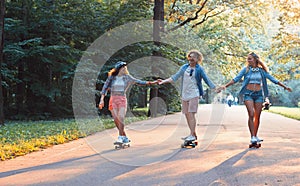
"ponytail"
108,68,117,77
258,60,269,72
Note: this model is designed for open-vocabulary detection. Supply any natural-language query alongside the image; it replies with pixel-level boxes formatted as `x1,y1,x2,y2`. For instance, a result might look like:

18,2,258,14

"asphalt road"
1,104,300,186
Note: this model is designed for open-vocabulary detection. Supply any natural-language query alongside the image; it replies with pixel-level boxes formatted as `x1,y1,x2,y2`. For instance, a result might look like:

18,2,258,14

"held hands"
214,88,222,93
147,79,162,85
215,86,226,93
158,79,165,85
158,78,171,85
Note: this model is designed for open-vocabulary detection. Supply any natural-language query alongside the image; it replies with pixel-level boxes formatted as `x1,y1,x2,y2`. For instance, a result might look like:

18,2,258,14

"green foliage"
2,0,298,119
268,80,300,107
2,0,152,120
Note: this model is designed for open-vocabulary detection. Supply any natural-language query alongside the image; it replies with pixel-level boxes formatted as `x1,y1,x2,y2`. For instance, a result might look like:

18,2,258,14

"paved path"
1,105,300,186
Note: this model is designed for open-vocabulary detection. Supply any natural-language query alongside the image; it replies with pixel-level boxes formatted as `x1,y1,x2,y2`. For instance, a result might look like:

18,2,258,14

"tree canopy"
0,0,299,122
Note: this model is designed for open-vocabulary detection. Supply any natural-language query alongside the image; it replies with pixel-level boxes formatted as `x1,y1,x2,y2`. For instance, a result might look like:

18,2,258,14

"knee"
118,116,125,122
248,113,254,119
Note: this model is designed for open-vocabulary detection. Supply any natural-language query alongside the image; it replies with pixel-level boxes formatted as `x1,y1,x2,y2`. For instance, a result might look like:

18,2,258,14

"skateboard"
249,142,261,148
181,140,198,148
114,141,130,149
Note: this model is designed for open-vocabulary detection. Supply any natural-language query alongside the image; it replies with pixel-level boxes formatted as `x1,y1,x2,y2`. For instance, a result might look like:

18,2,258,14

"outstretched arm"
224,80,235,89
158,78,173,85
264,71,292,92
277,82,292,92
218,80,235,92
147,80,161,85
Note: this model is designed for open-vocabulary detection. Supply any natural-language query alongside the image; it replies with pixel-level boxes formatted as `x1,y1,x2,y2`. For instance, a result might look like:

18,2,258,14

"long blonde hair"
249,52,269,72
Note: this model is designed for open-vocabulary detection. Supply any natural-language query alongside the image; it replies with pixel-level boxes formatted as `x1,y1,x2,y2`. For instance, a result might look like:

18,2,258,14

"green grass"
0,115,147,161
267,106,300,120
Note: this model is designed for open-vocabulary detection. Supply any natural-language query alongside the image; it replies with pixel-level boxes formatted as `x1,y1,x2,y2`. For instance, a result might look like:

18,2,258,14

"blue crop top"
249,68,262,84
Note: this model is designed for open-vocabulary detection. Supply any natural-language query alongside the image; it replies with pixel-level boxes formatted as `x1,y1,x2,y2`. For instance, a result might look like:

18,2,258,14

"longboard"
114,141,130,149
249,142,261,148
181,140,198,148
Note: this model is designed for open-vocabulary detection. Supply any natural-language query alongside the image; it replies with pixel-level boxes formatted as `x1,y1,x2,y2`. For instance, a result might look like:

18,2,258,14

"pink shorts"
109,96,127,110
181,97,199,114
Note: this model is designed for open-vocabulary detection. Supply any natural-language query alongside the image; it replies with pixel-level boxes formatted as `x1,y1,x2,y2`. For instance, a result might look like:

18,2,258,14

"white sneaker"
255,136,263,142
117,136,123,143
123,136,130,143
182,135,197,140
181,135,189,140
185,135,196,141
250,136,257,144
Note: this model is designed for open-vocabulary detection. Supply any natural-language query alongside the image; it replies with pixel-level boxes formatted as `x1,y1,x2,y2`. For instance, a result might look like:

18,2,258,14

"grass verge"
267,106,300,120
0,115,147,161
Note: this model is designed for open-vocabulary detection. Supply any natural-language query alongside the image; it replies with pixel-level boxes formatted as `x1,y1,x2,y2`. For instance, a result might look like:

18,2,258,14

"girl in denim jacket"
159,50,219,141
220,52,292,144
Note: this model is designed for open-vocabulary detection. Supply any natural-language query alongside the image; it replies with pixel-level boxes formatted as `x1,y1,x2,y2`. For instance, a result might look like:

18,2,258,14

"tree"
0,0,5,125
269,0,300,81
3,0,152,120
149,0,164,117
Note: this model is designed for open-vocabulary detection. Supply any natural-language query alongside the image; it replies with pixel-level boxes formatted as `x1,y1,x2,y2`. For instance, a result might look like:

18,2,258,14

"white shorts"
181,97,199,114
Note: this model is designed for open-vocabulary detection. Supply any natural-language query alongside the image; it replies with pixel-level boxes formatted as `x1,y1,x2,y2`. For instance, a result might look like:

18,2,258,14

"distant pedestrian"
218,52,292,144
226,94,234,107
99,61,159,144
234,97,238,105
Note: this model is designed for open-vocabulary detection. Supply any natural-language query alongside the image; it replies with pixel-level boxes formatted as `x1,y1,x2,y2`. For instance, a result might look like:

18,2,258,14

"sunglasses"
190,69,194,76
251,67,259,72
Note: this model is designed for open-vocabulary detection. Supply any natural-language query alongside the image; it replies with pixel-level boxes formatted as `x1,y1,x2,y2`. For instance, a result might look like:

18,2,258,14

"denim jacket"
101,74,147,95
171,63,216,96
233,66,279,97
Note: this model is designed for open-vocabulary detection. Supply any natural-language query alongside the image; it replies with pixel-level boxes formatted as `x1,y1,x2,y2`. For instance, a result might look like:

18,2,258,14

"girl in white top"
159,50,219,141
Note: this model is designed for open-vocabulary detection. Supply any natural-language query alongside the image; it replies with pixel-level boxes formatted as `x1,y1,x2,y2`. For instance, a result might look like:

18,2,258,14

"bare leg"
111,108,122,135
253,102,263,136
185,112,197,137
244,100,255,137
111,107,127,136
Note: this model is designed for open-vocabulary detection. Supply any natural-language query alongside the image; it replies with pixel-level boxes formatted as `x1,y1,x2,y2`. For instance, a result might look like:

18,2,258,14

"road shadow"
0,154,100,178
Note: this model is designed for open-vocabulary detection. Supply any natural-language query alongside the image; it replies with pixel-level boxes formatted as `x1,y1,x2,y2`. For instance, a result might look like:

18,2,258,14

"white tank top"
182,67,199,101
111,76,125,92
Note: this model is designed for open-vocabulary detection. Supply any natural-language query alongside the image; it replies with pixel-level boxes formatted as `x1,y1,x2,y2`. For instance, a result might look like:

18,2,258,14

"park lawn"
268,106,300,121
0,115,147,161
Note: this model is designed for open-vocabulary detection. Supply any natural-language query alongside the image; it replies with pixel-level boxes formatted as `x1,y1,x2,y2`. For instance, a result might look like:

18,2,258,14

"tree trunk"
149,0,164,117
16,0,30,116
0,0,5,125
